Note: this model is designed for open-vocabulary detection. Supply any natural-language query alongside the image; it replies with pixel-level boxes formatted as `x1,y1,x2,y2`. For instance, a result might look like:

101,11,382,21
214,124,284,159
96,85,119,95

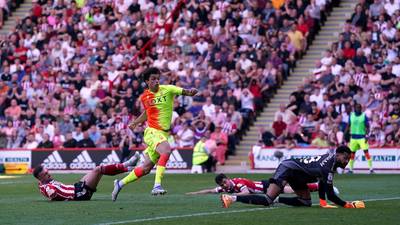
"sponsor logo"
361,155,397,162
69,151,96,169
42,151,67,169
144,96,168,107
100,151,121,166
256,155,289,161
167,150,187,169
4,157,30,163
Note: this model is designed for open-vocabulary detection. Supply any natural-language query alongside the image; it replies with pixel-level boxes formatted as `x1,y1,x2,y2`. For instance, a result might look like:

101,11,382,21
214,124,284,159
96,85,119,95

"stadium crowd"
0,0,24,28
9,0,397,169
261,0,400,148
0,0,333,165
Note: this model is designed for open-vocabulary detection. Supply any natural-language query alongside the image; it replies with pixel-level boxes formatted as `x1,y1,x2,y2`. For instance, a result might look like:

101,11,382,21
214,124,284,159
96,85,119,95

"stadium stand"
1,0,398,169
0,0,330,167
262,0,400,148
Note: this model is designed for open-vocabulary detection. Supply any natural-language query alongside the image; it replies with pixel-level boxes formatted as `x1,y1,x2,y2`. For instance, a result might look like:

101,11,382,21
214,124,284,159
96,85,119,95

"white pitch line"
95,207,276,225
363,196,400,202
0,181,32,185
95,196,400,225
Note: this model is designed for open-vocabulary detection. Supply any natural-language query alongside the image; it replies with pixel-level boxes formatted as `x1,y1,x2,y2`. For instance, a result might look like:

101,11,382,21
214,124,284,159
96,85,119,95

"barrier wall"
250,146,400,170
0,148,193,171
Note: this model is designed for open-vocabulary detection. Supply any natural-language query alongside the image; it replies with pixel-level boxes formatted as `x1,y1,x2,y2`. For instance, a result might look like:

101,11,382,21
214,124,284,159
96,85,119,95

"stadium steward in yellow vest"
346,103,373,174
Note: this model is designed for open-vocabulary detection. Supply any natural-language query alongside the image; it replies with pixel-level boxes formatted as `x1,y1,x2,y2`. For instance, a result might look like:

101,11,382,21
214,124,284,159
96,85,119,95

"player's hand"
187,88,198,96
352,201,365,208
344,202,355,208
344,201,365,208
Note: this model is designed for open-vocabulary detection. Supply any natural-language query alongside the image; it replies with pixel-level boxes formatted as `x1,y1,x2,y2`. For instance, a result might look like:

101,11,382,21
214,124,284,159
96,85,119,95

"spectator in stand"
240,88,254,121
272,115,287,143
210,124,228,165
221,114,238,156
0,0,358,160
311,130,329,147
369,124,386,148
274,103,293,124
119,133,133,163
23,133,38,149
202,97,216,119
37,133,54,148
63,132,77,148
176,121,194,147
77,131,96,148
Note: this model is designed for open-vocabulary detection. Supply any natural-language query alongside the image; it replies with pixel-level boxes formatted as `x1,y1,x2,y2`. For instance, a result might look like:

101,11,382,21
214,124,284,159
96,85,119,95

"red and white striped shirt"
215,178,265,194
353,73,365,87
38,180,75,201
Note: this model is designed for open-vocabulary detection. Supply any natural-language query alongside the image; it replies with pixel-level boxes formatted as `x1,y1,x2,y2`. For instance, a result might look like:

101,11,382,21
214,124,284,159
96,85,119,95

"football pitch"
1,173,399,225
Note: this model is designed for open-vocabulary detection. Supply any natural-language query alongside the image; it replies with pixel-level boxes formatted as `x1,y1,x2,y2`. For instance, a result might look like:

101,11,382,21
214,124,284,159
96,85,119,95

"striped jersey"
215,178,264,194
38,180,75,201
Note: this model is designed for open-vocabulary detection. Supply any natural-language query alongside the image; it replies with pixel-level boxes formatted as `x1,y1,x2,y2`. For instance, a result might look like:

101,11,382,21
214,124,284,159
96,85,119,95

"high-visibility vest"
350,112,366,136
192,140,209,165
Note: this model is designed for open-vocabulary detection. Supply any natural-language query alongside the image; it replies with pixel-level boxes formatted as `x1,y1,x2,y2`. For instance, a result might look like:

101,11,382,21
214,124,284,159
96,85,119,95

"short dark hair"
142,67,160,82
215,173,227,185
336,146,351,155
33,165,44,179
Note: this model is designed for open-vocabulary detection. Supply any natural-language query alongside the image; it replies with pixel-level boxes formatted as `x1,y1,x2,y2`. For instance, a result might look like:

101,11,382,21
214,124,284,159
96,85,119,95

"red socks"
101,164,128,175
133,167,144,178
365,152,371,160
307,183,319,192
158,153,170,167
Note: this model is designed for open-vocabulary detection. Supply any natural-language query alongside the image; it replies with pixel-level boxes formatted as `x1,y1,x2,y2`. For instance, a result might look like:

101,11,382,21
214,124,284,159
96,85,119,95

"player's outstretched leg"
277,189,312,207
221,194,275,208
124,151,141,168
112,154,154,201
82,153,140,192
221,183,282,208
152,142,171,196
102,152,140,175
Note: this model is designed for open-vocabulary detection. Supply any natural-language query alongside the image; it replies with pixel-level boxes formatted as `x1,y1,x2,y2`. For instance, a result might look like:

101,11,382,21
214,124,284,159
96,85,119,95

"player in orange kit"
112,67,198,201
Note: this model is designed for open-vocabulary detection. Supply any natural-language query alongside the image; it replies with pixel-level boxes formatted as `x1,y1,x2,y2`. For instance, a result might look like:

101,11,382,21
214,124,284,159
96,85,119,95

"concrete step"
230,0,356,166
0,0,33,33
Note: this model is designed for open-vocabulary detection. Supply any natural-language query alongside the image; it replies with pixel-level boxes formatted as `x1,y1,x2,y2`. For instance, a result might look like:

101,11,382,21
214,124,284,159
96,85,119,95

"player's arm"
42,184,62,201
165,85,197,96
129,111,147,131
186,188,218,195
186,187,220,195
318,180,337,208
324,173,363,208
182,88,198,96
322,172,346,207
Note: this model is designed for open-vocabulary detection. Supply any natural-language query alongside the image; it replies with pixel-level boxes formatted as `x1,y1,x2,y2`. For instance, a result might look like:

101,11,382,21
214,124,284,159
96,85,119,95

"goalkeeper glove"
344,201,365,208
320,199,338,208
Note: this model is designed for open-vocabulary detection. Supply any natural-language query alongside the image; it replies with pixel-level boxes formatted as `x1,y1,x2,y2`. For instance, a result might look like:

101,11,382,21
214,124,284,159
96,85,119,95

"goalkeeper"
221,146,365,209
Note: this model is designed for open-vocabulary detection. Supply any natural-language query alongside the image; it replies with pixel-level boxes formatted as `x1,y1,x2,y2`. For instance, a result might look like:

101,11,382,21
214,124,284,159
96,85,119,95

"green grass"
1,173,399,225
